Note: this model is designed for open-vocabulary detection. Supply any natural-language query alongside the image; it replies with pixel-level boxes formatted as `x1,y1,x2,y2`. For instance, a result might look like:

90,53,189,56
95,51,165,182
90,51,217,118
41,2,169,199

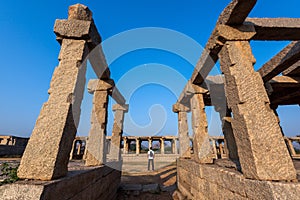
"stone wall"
175,158,300,200
0,164,121,200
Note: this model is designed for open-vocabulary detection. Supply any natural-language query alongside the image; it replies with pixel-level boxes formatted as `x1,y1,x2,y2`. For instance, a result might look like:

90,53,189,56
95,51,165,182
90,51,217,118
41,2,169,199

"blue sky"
0,0,299,138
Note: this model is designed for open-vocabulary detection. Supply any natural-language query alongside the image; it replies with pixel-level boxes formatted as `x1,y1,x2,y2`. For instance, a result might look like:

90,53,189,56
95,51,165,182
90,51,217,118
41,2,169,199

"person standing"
148,147,155,171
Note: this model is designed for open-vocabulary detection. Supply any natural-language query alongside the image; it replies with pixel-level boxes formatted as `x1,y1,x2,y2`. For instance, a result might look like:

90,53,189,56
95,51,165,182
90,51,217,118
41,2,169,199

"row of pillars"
84,79,128,165
174,40,298,182
122,137,178,155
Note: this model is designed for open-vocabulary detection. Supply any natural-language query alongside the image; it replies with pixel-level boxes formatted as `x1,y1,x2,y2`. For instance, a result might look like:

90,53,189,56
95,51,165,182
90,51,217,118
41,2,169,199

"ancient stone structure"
173,103,191,157
10,4,127,200
3,1,300,199
110,104,129,161
84,79,113,166
0,135,29,158
174,0,300,199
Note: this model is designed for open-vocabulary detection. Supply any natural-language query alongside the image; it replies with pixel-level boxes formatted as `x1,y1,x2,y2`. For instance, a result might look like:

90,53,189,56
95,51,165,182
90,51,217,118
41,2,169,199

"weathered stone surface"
68,4,92,21
110,104,128,161
218,0,257,25
54,19,91,38
87,79,114,94
191,93,213,163
177,111,190,157
18,103,77,180
18,39,88,180
177,159,300,200
54,19,101,46
85,89,109,166
58,39,89,61
172,103,190,113
219,41,297,181
216,24,256,41
268,181,300,200
1,165,121,200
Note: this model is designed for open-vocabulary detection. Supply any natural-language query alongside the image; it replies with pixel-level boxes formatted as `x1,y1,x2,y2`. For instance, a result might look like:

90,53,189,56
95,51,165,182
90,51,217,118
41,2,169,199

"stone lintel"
111,87,126,105
258,41,300,82
54,19,101,46
218,0,257,25
112,104,129,112
246,18,300,40
283,60,300,76
269,76,300,87
177,81,208,106
172,103,190,113
87,79,114,94
68,4,93,21
216,24,256,41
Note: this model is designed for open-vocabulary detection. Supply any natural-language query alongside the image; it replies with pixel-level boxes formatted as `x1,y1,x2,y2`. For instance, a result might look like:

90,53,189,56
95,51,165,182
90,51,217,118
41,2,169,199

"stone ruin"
1,0,300,199
173,0,300,199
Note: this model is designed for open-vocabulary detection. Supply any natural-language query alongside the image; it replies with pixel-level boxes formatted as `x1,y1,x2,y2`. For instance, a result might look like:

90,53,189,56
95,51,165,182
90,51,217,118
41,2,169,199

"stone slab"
177,159,300,200
1,165,121,200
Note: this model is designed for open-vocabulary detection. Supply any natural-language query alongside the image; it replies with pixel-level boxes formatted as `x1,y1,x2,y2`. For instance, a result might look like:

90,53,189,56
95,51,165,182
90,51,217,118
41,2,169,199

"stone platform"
175,158,300,200
0,161,121,200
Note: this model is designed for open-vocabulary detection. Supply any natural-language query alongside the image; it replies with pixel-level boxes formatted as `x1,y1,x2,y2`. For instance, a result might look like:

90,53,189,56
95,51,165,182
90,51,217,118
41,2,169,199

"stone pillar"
222,114,239,161
286,139,296,157
211,139,218,159
173,103,190,157
148,137,152,150
85,79,113,166
160,138,165,154
110,104,128,161
136,138,140,155
123,137,128,154
171,138,178,154
17,5,93,180
219,41,297,181
191,91,213,163
69,139,77,160
218,140,224,158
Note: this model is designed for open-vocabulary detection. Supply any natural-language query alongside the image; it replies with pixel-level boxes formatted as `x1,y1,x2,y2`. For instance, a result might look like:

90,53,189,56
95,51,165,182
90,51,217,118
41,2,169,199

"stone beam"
271,88,300,106
217,0,257,25
172,103,190,113
87,79,114,94
88,46,111,80
177,81,208,106
112,87,126,105
219,40,297,181
191,0,256,85
269,76,300,88
258,41,300,82
283,60,300,76
54,19,101,47
245,18,300,40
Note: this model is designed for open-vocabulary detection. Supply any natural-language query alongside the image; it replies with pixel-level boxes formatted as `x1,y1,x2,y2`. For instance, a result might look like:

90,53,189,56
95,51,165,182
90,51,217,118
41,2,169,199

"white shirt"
148,150,154,159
